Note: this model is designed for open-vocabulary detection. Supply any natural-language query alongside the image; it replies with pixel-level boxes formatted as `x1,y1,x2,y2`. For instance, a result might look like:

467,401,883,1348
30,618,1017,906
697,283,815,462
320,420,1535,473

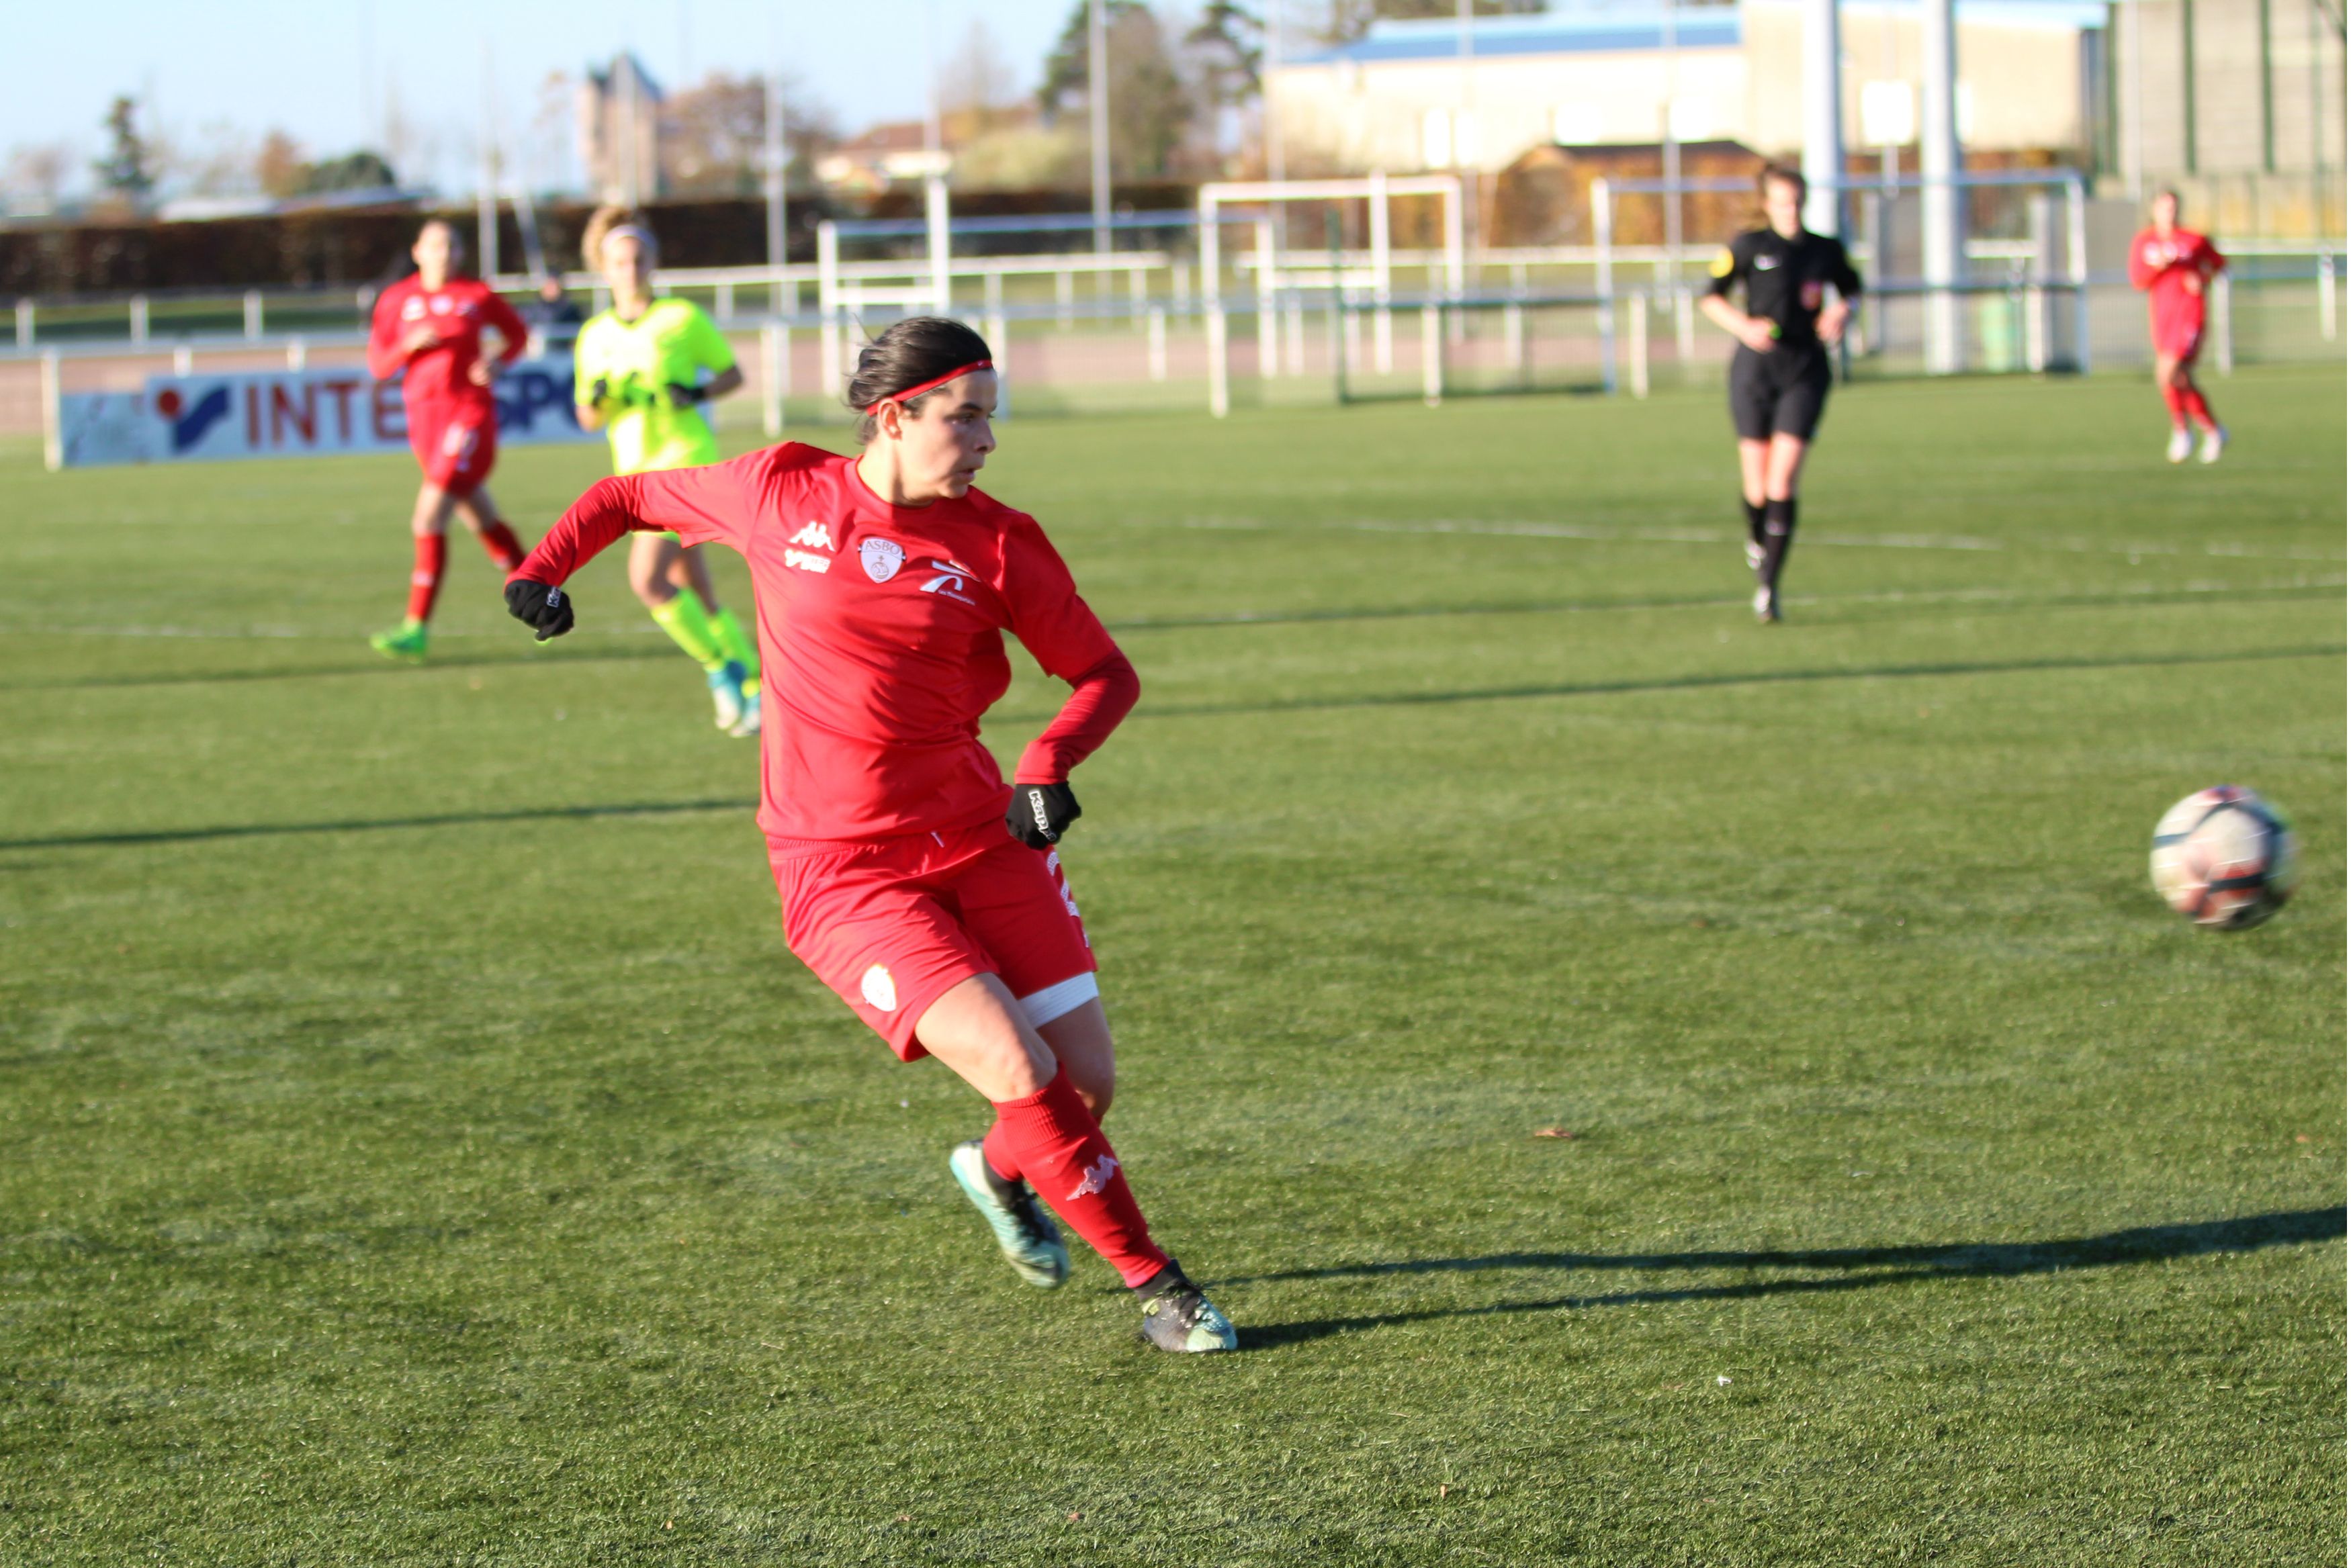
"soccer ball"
2149,786,2298,931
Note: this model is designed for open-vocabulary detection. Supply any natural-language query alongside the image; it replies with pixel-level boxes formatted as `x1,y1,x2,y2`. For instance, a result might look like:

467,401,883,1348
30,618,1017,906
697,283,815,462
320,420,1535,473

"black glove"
504,578,574,641
666,381,709,408
1007,782,1081,849
585,376,611,409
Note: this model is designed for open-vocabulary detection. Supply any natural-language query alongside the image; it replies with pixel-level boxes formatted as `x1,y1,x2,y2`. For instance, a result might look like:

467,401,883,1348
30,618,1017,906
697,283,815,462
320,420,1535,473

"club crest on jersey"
860,537,905,583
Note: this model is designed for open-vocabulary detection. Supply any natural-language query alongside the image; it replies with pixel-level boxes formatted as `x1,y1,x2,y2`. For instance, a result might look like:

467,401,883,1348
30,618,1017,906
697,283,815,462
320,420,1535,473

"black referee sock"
1761,498,1798,589
1742,498,1767,550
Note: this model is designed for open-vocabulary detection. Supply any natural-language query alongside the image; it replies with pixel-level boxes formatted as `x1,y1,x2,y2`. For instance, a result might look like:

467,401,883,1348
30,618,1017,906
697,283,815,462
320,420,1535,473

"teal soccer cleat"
948,1141,1069,1289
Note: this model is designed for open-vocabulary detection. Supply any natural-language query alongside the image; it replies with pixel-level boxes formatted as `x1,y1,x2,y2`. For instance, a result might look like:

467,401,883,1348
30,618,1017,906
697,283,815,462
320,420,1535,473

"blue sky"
5,0,1086,196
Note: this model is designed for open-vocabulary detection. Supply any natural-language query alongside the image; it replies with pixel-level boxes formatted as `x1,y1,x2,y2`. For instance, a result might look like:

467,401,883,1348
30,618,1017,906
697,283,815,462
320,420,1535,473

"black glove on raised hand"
1007,782,1081,849
665,381,710,408
504,578,574,641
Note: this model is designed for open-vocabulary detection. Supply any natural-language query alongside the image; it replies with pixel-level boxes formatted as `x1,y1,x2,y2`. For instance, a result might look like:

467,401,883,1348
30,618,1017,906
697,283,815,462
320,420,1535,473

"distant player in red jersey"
2127,190,2229,465
502,318,1239,1353
365,219,534,660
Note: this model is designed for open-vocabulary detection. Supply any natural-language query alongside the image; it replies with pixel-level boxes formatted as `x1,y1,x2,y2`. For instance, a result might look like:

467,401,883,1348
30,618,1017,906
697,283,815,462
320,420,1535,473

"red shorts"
769,819,1097,1061
2152,316,2205,363
407,402,497,496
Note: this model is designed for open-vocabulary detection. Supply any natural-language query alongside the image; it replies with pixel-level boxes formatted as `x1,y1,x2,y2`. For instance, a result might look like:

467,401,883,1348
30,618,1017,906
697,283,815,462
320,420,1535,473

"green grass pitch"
1,365,2342,1565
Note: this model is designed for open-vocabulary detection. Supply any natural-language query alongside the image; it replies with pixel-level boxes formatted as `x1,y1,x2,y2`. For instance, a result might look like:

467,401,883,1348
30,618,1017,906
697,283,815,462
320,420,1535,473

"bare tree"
662,72,834,196
2,142,73,208
940,17,1018,117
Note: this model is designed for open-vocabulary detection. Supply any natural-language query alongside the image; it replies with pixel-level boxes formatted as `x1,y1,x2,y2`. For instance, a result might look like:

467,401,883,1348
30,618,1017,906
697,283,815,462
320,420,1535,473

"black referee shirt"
1705,228,1863,351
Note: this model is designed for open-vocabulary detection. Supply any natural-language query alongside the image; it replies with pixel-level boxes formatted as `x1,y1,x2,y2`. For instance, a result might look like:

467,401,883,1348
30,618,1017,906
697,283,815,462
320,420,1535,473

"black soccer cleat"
1134,1260,1239,1353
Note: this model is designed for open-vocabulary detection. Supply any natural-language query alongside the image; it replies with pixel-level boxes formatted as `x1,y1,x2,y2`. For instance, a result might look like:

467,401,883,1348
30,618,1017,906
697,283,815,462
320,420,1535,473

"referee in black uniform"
1699,163,1863,623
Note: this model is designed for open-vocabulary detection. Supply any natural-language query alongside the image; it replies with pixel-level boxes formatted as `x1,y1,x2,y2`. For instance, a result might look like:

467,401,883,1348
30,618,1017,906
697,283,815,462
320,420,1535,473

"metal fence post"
1420,302,1442,406
2213,273,2233,375
1147,307,1168,381
130,293,148,344
2321,251,2338,342
1628,293,1650,400
1593,178,1618,396
761,320,786,436
16,297,33,348
40,349,62,471
243,290,263,340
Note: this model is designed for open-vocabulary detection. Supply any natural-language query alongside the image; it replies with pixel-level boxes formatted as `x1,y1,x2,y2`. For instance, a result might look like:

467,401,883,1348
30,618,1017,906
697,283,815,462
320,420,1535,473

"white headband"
602,223,657,255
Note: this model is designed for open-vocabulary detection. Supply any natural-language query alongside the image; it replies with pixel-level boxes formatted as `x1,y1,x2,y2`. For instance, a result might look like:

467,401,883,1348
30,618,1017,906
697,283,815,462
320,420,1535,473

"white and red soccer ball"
2149,786,2298,931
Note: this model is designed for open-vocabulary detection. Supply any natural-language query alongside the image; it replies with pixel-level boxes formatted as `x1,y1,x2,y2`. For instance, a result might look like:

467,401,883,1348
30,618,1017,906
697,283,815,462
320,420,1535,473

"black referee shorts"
1728,344,1833,443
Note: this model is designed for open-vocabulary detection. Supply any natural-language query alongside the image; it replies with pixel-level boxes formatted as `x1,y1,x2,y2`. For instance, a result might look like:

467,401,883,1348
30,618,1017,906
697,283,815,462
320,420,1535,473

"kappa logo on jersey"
921,558,975,603
1066,1153,1119,1202
860,537,906,582
1754,254,1781,270
400,297,427,322
788,521,836,551
785,548,833,573
860,964,898,1013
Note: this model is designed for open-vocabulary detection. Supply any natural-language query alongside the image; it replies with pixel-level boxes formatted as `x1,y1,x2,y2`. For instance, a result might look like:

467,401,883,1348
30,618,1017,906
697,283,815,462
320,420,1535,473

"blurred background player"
572,206,758,737
1700,165,1862,625
364,218,533,661
2129,191,2229,465
522,273,584,357
502,318,1239,1353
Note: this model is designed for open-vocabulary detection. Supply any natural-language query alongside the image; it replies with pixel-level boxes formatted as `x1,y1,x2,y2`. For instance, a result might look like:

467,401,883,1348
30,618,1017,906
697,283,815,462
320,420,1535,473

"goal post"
1198,175,1466,416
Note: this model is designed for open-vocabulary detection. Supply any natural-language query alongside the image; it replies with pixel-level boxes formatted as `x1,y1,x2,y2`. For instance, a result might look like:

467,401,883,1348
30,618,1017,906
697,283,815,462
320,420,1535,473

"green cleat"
1135,1260,1239,1353
369,619,429,662
948,1141,1069,1289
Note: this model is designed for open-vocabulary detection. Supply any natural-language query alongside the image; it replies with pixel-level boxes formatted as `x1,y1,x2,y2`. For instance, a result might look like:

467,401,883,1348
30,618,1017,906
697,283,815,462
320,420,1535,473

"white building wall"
1268,0,2100,176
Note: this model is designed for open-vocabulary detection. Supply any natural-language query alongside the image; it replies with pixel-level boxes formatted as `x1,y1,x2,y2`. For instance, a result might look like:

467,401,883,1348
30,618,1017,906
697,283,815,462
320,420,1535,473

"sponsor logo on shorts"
789,521,836,550
546,588,564,608
860,537,906,583
1066,1153,1118,1201
860,964,898,1012
785,549,832,573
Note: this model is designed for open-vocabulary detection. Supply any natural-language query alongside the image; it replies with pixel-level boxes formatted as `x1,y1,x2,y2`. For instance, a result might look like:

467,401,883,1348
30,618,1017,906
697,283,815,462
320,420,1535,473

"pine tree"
91,96,156,201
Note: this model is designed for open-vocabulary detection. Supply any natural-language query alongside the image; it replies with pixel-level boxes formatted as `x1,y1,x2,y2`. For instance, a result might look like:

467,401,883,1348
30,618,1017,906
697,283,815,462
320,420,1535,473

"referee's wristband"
667,381,711,405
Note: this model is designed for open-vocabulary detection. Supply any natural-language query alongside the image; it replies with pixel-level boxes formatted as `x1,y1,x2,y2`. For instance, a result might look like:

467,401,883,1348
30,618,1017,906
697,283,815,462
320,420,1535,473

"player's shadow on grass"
0,797,754,853
1144,643,2344,723
1228,1207,2344,1350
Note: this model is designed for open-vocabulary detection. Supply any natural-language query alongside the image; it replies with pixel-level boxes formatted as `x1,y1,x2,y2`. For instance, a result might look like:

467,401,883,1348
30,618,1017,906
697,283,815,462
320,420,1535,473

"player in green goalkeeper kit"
572,205,760,735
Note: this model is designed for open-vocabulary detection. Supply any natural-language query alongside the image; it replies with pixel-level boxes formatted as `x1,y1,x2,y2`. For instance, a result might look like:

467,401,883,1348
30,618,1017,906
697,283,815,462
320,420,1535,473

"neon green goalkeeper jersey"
573,297,736,474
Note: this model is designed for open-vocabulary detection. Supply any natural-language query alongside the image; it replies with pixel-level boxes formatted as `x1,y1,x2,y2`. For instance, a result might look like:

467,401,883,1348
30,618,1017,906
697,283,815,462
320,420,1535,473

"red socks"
476,518,528,573
2160,383,2188,428
406,533,448,623
983,1068,1169,1287
2179,387,2215,430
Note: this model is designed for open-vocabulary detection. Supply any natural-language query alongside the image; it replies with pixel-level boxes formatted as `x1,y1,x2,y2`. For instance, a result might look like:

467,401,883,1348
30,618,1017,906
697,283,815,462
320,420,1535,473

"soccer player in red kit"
502,318,1239,1353
2127,190,2229,465
365,219,535,660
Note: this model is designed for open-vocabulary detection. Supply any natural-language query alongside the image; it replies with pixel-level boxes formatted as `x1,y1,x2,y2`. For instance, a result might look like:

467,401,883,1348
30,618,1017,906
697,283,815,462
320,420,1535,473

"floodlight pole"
478,44,501,281
765,72,789,314
1799,0,1844,240
1265,0,1285,182
1920,0,1963,372
1089,0,1111,258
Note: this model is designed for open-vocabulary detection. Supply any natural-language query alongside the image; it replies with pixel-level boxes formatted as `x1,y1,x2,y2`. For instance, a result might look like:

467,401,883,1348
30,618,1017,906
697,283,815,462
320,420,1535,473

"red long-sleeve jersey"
367,275,527,416
514,443,1141,847
2127,226,2224,340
